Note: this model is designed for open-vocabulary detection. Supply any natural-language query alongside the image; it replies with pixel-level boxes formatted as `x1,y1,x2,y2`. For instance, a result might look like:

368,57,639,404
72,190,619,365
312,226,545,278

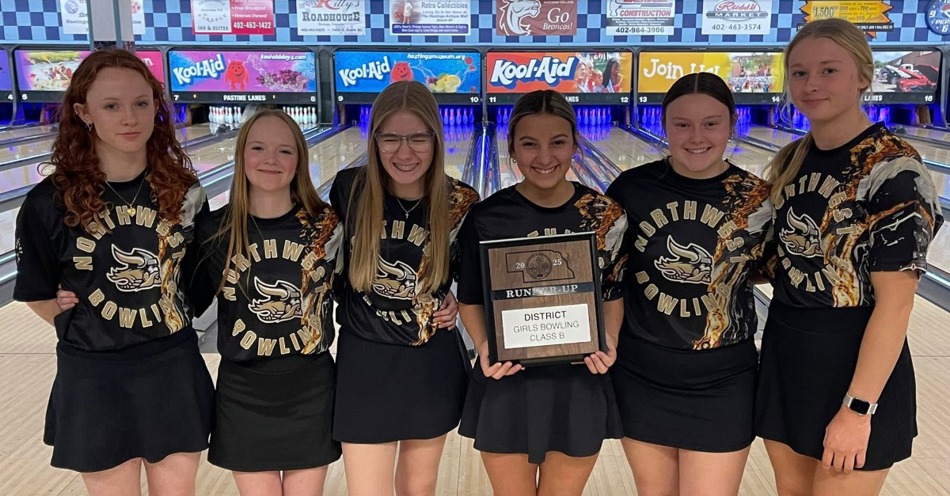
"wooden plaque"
479,232,605,366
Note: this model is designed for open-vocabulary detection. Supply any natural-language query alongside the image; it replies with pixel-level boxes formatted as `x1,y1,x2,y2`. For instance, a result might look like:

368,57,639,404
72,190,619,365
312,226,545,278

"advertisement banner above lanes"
14,49,164,102
0,54,13,101
637,51,783,104
168,49,317,104
868,49,941,104
800,1,893,37
390,0,470,36
486,51,632,105
191,0,276,35
701,0,771,36
296,0,365,36
495,0,578,36
334,51,481,104
606,0,676,36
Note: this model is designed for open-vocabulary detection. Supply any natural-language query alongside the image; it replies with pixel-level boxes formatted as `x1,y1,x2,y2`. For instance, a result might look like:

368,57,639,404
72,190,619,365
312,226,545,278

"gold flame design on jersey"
297,207,340,354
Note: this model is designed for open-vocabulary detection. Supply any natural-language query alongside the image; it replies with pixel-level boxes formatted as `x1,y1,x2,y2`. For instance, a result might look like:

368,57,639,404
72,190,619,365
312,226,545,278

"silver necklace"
103,174,147,217
395,197,422,219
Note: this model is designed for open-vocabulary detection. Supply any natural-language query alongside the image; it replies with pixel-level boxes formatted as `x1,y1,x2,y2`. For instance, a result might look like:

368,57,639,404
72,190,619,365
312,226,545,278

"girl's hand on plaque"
478,341,523,380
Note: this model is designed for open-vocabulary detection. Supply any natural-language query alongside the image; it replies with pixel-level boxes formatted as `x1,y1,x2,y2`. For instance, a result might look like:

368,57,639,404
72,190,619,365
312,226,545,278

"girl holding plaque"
188,110,343,495
756,18,941,494
329,81,479,496
456,89,628,495
606,72,771,496
15,49,213,495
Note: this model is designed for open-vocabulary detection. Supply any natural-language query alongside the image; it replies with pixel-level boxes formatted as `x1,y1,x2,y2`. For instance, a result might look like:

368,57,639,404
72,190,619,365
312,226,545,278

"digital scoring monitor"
637,51,784,105
486,51,633,105
14,49,165,103
334,51,481,105
168,49,318,105
868,49,941,104
0,53,12,102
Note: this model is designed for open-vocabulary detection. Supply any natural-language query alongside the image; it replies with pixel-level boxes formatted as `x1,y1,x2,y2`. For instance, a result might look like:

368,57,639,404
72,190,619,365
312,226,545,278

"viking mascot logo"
107,246,161,292
654,236,713,285
248,277,303,324
372,257,417,300
779,208,823,258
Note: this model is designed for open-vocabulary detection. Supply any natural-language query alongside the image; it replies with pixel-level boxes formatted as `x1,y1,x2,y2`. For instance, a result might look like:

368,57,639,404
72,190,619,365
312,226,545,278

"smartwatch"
843,393,878,416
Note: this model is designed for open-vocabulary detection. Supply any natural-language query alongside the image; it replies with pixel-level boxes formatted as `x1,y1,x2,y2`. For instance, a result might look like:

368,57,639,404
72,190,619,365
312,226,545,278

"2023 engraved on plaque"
480,233,605,365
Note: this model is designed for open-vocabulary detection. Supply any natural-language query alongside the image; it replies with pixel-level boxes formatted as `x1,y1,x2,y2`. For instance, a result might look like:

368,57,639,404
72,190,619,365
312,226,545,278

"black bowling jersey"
14,172,207,351
767,124,943,308
196,204,342,366
330,167,479,346
457,183,627,306
607,160,771,350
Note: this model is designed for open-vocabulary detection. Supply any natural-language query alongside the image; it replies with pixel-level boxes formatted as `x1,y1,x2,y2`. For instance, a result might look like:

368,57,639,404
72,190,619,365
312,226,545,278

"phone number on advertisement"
710,23,763,32
233,21,273,29
611,26,667,35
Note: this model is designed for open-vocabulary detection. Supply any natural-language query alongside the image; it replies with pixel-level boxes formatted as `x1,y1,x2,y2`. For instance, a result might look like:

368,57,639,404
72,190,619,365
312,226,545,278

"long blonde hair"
215,110,326,291
767,18,874,204
348,81,450,295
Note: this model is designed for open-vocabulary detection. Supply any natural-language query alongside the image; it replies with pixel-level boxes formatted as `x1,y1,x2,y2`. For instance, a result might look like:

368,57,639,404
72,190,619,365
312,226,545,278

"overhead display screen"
14,49,164,103
637,51,784,105
0,54,12,102
486,51,633,105
168,49,317,104
334,50,481,105
868,50,941,104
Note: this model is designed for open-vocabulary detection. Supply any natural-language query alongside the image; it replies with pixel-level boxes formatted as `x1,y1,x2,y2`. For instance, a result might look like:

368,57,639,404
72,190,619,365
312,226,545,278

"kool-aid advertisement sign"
168,50,317,104
14,49,165,102
334,51,481,105
486,51,632,105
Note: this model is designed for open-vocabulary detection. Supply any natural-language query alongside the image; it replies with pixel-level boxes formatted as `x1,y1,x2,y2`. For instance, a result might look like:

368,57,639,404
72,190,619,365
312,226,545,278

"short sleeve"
865,163,942,273
13,195,61,302
599,210,628,301
455,212,484,305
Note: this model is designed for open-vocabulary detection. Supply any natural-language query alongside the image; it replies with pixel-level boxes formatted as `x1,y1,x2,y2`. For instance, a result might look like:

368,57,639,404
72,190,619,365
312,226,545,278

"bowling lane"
495,126,580,190
893,125,950,146
745,126,801,147
443,125,475,180
581,127,663,171
0,124,58,142
725,141,775,178
0,124,217,172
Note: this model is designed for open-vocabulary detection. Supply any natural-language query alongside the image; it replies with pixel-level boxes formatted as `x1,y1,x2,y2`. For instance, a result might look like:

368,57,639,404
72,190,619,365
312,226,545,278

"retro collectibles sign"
605,0,676,36
390,1,470,36
334,51,481,104
495,0,577,36
168,50,316,103
486,52,632,105
191,0,276,35
296,0,365,36
701,0,771,35
800,1,893,37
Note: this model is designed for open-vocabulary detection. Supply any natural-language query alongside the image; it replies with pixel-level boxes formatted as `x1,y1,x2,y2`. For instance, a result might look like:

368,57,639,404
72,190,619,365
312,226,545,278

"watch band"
843,393,878,416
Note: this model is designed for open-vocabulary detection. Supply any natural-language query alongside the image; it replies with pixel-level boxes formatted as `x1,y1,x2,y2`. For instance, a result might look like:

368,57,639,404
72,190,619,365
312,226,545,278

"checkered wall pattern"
0,0,945,46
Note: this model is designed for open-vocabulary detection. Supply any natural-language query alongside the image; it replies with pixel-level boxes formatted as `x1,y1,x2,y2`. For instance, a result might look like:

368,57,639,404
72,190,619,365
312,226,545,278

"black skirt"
209,352,341,471
458,360,623,464
333,329,471,443
44,330,214,473
612,336,757,452
754,301,917,471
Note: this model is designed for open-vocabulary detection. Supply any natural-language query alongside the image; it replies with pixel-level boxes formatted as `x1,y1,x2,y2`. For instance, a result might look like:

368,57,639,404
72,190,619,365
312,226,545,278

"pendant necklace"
395,196,422,219
104,173,147,217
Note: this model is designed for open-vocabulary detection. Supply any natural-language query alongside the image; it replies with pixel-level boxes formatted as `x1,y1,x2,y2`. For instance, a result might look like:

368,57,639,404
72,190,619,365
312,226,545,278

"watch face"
927,0,950,35
849,397,872,415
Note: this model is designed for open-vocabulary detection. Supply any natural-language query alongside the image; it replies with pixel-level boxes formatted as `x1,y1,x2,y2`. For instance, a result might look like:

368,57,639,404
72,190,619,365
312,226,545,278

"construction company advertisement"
14,50,164,96
334,51,481,104
800,1,893,36
605,0,676,36
486,52,632,104
637,51,784,103
168,50,316,96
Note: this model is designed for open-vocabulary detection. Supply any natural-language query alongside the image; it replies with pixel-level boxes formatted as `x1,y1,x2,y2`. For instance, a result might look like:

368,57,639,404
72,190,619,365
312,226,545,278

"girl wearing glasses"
328,80,479,496
456,90,628,495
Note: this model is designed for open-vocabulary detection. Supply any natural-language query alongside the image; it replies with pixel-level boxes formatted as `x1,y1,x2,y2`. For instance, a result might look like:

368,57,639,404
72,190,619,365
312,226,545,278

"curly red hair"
48,48,196,233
